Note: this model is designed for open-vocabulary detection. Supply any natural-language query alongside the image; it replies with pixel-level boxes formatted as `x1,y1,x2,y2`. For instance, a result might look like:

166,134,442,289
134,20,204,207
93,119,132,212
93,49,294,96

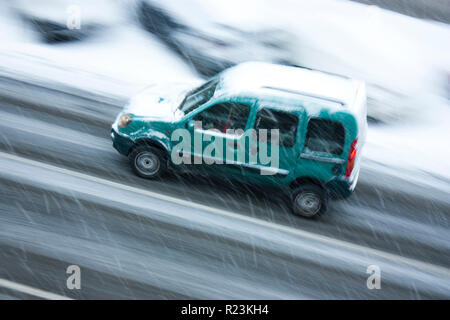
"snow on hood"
123,82,197,121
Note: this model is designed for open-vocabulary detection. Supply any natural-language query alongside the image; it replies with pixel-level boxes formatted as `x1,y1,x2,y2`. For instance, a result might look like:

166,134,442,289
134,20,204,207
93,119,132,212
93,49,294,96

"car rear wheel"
291,184,327,218
129,145,167,179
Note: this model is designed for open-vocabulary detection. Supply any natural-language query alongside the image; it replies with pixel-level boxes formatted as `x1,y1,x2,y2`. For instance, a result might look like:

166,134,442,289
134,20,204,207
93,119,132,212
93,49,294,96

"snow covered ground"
365,101,450,193
0,0,449,183
0,1,196,100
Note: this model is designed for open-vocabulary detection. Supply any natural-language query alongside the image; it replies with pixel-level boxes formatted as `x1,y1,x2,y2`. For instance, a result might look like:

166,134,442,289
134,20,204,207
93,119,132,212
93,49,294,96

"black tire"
291,184,328,218
129,145,167,179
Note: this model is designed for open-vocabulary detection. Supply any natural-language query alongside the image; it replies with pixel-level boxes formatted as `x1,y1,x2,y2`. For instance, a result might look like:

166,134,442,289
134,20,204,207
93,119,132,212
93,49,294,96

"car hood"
124,82,198,121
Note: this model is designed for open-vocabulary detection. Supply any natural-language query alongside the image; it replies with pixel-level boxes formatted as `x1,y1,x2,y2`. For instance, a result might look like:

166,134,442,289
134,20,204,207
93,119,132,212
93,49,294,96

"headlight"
119,113,133,128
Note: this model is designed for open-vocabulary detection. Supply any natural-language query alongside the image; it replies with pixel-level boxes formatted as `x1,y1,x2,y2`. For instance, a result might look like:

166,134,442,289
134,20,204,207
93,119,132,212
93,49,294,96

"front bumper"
111,129,133,156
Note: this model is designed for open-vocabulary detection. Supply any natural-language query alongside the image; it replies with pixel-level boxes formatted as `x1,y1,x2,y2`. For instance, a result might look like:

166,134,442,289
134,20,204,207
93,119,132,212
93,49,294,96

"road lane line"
0,278,72,300
1,151,449,279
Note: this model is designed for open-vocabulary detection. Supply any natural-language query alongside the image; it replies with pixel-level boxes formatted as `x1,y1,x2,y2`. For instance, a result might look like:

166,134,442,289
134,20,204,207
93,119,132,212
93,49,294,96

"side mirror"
186,119,195,130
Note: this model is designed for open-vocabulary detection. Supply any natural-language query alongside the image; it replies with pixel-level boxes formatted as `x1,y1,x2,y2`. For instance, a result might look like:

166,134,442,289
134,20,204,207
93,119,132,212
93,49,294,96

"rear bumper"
326,168,360,199
111,129,133,156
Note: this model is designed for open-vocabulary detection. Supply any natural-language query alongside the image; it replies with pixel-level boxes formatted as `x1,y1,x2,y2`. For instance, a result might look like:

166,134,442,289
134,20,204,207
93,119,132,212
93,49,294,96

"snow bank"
0,1,196,100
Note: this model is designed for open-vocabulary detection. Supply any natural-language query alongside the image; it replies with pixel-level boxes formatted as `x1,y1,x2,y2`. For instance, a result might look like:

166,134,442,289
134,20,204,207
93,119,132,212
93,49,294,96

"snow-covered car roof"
220,62,362,107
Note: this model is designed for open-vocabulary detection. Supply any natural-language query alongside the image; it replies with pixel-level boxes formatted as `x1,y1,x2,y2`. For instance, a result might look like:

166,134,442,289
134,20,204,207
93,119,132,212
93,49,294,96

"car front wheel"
129,145,167,179
291,184,327,218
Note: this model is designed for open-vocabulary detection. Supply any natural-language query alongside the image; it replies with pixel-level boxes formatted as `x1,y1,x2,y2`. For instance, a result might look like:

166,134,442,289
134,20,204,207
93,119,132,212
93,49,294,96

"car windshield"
179,77,219,114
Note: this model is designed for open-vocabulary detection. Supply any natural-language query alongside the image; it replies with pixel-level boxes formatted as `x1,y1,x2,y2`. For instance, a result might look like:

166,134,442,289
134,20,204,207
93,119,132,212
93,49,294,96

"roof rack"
261,86,345,106
290,64,351,80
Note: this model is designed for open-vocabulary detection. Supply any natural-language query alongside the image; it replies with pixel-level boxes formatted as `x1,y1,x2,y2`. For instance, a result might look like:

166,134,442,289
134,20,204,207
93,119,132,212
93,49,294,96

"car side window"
181,78,219,114
254,108,299,147
305,118,345,155
193,102,250,133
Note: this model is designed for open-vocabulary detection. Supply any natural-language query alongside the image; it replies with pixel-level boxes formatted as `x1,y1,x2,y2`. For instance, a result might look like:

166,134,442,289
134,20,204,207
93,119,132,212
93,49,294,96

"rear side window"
255,108,299,147
305,119,345,155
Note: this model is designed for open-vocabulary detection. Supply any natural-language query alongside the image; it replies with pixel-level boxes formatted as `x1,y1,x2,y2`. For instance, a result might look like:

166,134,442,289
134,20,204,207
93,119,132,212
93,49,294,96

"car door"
186,99,254,178
298,117,347,182
243,104,302,185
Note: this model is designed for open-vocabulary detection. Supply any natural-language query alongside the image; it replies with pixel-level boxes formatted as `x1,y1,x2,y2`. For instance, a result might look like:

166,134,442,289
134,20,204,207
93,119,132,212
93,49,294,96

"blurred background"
0,0,449,299
3,0,450,114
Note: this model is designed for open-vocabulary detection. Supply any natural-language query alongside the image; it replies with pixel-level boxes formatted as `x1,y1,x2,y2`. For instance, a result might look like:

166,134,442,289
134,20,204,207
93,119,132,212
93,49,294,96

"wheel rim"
295,192,321,216
135,151,160,176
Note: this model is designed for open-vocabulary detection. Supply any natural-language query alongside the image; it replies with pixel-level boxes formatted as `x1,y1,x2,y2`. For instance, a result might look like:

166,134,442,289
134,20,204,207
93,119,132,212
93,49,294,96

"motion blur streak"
0,279,72,300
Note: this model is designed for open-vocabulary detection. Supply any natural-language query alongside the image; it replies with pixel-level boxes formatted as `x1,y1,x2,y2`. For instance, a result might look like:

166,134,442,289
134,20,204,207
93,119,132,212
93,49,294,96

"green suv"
111,62,367,217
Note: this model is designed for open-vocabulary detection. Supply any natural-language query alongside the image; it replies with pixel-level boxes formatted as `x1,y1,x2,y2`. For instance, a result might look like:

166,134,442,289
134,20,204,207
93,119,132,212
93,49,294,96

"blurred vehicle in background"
135,0,293,76
12,0,121,43
134,0,444,123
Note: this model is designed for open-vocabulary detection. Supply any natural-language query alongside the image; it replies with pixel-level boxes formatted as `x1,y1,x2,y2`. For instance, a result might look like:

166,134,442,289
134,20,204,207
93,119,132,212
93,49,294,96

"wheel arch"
128,138,169,157
289,177,325,190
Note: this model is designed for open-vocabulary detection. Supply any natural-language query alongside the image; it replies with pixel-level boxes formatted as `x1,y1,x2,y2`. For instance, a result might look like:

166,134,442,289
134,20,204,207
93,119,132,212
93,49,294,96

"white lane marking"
1,151,449,278
0,278,72,300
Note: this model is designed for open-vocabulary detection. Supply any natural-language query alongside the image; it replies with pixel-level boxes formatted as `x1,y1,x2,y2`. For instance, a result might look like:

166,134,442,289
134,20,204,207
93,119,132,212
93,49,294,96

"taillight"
119,114,133,128
345,138,358,178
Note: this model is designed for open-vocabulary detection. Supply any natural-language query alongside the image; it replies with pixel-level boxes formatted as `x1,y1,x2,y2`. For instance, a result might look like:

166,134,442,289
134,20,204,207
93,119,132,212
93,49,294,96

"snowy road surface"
0,77,449,299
